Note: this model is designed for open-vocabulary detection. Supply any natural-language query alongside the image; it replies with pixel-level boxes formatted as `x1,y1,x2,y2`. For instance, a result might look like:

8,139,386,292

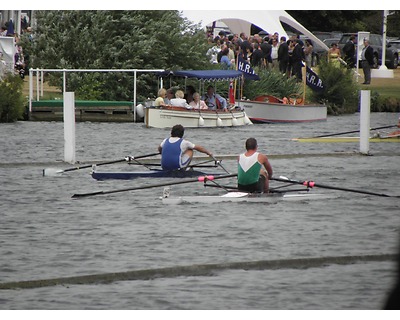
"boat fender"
135,104,145,118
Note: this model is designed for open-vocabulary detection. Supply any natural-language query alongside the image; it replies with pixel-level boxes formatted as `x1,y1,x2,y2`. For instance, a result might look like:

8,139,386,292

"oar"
299,125,397,139
43,152,160,176
271,176,398,198
211,155,230,174
72,173,238,198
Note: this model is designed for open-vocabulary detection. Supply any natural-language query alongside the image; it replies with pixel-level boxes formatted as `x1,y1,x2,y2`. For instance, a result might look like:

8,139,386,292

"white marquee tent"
181,10,329,51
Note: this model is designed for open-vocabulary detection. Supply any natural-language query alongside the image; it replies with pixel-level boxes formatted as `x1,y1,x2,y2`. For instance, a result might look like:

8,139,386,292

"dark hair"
171,124,184,138
245,138,257,150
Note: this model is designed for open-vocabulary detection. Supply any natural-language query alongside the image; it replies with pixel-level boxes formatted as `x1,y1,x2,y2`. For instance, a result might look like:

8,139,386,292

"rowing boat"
161,189,334,205
293,135,400,143
91,167,221,181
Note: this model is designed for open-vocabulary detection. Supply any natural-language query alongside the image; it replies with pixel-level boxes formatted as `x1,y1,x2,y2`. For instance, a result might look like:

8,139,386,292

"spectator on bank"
304,39,313,67
328,43,341,67
343,35,356,68
278,36,289,75
260,37,272,69
0,26,6,36
270,38,279,69
291,39,304,81
220,47,232,69
251,43,264,68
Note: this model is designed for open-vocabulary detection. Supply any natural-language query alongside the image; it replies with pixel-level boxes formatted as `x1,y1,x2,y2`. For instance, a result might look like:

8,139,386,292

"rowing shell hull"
237,98,327,123
293,136,400,143
145,106,252,128
91,169,220,181
162,191,332,204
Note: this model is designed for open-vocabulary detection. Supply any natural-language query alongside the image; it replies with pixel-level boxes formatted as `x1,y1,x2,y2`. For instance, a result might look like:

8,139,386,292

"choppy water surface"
0,113,399,310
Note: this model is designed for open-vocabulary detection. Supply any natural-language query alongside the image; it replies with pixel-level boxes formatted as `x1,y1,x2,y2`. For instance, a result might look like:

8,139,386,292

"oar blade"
72,191,104,198
271,176,395,198
44,152,160,177
43,168,64,176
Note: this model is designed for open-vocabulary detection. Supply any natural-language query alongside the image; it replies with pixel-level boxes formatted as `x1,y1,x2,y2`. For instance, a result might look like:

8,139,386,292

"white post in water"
64,92,76,164
360,90,370,155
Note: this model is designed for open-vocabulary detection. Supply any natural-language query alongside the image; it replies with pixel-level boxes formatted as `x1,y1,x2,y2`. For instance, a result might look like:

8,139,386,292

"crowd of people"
206,30,318,81
0,18,33,79
154,84,230,111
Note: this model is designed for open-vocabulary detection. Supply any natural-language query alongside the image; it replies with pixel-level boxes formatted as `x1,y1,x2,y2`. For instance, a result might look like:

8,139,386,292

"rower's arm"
260,154,273,178
193,145,212,157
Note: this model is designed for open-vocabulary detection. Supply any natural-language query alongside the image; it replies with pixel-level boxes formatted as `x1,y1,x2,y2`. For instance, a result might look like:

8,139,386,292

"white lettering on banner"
238,61,254,75
306,68,324,90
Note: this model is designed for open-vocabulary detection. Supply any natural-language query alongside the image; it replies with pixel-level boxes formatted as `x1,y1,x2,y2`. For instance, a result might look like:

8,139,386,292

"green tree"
242,68,302,100
308,60,359,114
0,74,25,122
286,10,389,34
28,10,211,101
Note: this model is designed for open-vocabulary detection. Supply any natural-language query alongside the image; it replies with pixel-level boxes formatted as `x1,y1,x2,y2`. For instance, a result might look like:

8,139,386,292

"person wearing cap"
158,124,213,171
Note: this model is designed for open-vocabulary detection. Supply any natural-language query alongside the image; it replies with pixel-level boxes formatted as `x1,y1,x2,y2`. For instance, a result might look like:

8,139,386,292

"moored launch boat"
237,95,327,124
144,69,253,128
145,106,252,128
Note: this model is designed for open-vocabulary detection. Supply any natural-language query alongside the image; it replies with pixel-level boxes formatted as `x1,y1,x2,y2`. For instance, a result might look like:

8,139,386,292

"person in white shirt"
170,90,191,109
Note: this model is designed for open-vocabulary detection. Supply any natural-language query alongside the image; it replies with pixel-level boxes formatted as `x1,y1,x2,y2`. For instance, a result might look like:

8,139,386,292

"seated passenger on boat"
155,88,167,107
237,138,273,193
158,124,213,171
189,92,208,110
202,85,228,111
170,90,191,109
164,88,175,105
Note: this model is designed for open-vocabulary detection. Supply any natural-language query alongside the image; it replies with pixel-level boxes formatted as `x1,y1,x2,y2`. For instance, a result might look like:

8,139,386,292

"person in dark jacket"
361,38,374,84
278,36,289,75
291,39,304,81
342,35,356,68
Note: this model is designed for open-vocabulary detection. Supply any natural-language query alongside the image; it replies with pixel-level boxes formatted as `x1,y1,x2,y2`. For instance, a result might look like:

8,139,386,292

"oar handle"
211,155,230,174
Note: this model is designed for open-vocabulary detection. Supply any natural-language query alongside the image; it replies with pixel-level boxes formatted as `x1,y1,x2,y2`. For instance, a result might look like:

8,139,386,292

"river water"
0,113,399,310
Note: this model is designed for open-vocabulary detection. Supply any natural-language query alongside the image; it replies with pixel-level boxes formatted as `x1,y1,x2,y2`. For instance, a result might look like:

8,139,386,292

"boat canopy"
158,70,243,81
